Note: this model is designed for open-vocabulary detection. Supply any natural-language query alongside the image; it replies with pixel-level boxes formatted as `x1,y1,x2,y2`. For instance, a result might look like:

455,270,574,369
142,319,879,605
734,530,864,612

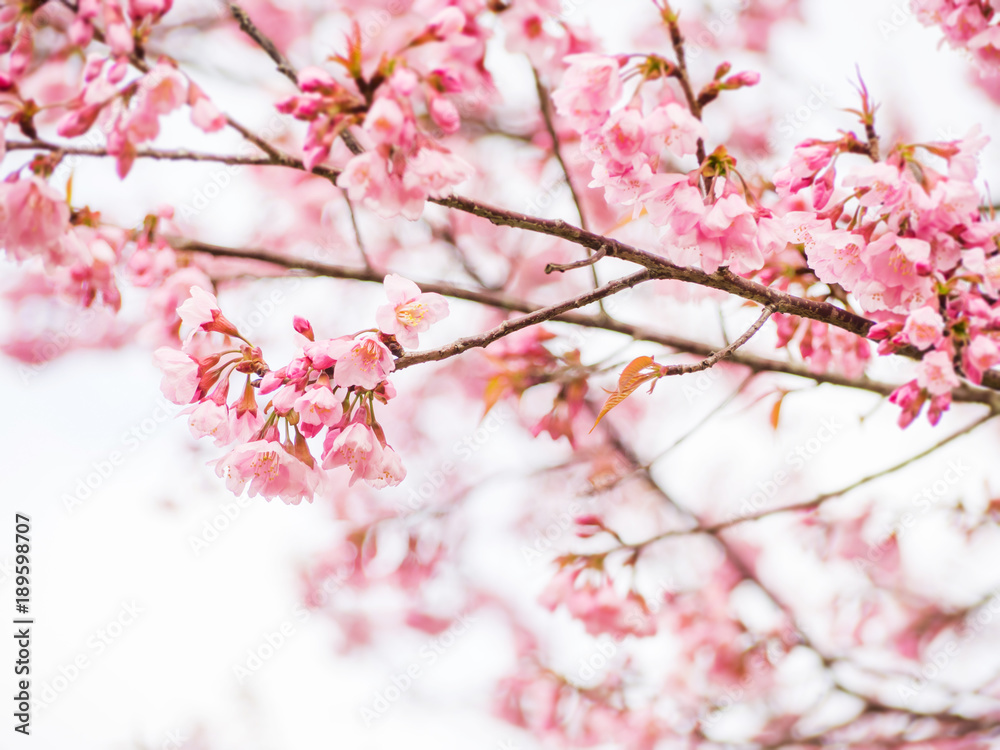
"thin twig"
644,373,757,466
533,66,589,232
393,271,654,370
630,409,997,546
226,2,298,85
657,304,776,377
545,244,607,274
343,194,373,271
662,3,706,166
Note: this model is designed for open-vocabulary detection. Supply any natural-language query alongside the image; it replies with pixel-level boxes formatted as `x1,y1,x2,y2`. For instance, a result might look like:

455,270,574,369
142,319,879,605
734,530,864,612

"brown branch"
6,138,340,180
223,0,365,155
658,304,776,376
174,239,1000,409
7,139,278,167
592,401,995,731
662,2,706,166
533,66,589,232
226,1,298,86
545,244,607,274
392,271,655,370
343,194,373,270
32,122,1000,395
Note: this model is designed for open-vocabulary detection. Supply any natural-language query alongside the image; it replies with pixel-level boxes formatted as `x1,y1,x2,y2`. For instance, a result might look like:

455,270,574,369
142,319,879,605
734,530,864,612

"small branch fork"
658,304,776,377
545,244,607,274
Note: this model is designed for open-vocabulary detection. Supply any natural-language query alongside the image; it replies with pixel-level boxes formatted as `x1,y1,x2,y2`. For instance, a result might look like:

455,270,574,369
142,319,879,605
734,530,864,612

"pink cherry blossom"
294,384,345,437
177,286,241,339
540,566,656,639
322,422,406,488
323,333,395,391
153,347,200,404
917,350,961,396
902,307,945,351
1,177,70,262
215,440,319,505
188,82,226,133
964,335,1000,384
376,274,449,348
185,397,231,446
552,53,622,129
364,97,405,145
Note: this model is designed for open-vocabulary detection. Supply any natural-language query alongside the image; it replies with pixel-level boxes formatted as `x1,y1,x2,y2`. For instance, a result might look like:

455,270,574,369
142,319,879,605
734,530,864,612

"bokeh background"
5,0,1000,748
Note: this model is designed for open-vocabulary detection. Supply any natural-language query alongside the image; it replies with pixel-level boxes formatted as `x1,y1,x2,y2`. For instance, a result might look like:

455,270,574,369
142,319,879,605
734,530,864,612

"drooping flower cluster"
154,278,448,503
772,122,1000,425
55,57,226,177
914,1,1000,72
0,172,125,310
277,11,479,219
552,53,767,273
66,0,174,60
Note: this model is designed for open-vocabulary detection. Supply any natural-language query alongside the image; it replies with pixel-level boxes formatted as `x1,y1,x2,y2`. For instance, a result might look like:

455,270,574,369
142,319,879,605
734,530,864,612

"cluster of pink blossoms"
914,1,1000,72
0,0,170,84
276,8,477,219
54,57,226,177
772,125,1000,425
154,276,448,503
538,514,658,640
553,53,768,274
540,558,656,639
0,171,126,309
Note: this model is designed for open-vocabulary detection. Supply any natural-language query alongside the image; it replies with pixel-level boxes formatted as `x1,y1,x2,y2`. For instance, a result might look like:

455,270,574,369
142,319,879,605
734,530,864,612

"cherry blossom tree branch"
644,373,758,464
342,194,373,270
657,304,776,376
6,139,293,168
56,0,289,162
590,406,913,728
660,1,706,165
545,244,607,274
223,0,365,155
392,271,655,369
21,135,996,397
175,238,1000,409
533,66,589,232
594,402,996,732
225,1,298,85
